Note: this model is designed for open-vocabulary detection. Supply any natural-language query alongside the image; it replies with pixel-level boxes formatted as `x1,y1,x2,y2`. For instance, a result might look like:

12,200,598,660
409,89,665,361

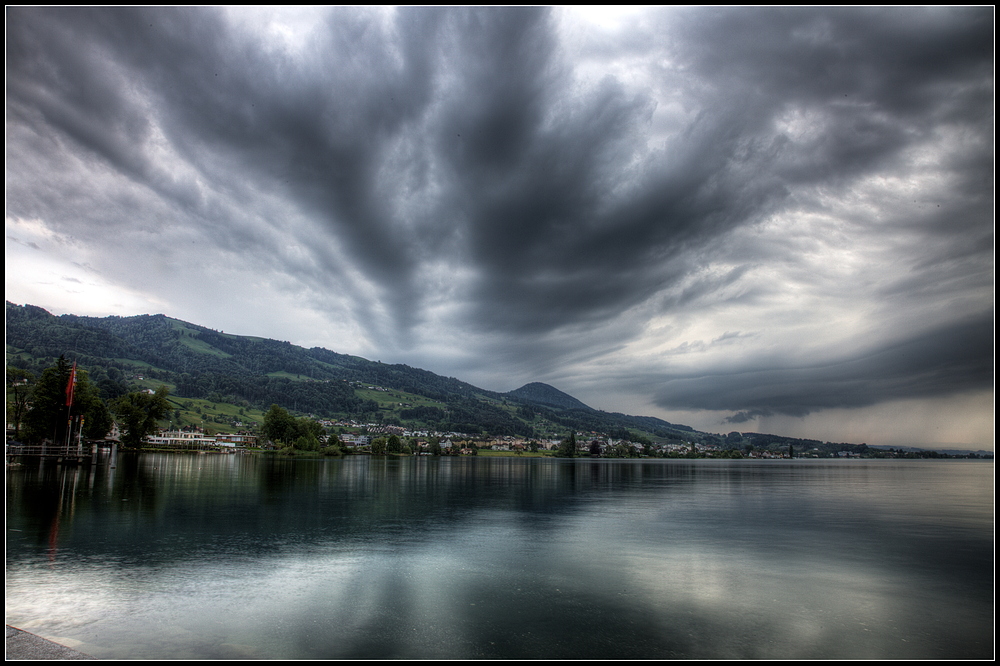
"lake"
5,455,993,659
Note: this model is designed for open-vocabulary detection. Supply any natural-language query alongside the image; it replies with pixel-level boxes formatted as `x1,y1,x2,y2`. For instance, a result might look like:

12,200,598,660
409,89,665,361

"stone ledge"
6,625,97,660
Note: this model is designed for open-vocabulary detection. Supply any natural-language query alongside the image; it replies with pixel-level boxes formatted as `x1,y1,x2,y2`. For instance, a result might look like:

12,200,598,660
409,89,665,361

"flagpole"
65,361,77,450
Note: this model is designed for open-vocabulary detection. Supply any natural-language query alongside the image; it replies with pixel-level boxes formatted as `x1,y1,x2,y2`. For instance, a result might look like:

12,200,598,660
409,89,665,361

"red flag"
65,362,77,407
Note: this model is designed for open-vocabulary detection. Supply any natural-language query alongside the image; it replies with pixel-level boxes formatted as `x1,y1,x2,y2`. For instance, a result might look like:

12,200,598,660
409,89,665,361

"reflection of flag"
65,362,77,407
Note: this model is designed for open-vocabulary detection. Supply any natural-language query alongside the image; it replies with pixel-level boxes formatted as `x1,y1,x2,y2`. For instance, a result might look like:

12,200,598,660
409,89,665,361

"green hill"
8,302,949,458
508,382,593,410
5,301,695,440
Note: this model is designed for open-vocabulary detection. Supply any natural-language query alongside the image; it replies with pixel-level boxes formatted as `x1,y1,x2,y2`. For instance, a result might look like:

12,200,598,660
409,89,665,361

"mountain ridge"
9,302,964,457
5,302,695,440
507,382,593,411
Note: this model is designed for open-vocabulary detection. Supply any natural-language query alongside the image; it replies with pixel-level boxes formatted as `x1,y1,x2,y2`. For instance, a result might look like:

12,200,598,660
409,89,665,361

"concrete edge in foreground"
6,625,97,660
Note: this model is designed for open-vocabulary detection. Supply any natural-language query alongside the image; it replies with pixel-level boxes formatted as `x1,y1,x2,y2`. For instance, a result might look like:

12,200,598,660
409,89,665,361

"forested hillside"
8,302,938,457
5,302,713,440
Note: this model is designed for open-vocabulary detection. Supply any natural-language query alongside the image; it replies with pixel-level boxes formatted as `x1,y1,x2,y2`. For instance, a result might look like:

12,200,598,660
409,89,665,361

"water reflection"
6,456,993,659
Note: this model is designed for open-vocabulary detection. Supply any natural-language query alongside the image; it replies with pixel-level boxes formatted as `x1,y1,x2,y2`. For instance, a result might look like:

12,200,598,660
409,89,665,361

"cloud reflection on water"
5,456,992,659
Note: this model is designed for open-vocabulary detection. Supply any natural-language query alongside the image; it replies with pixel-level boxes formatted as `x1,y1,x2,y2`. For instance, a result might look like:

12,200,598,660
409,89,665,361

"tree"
294,416,325,446
81,387,113,442
261,404,296,446
260,405,326,449
111,387,171,448
6,367,34,440
23,357,111,443
557,431,577,458
294,433,320,451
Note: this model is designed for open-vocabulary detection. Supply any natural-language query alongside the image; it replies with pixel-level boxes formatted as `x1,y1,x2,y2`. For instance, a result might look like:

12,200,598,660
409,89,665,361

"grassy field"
162,396,267,434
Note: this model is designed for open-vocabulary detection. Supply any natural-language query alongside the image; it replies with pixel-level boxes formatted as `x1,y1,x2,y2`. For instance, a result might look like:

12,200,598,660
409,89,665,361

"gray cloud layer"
6,7,993,426
659,312,994,419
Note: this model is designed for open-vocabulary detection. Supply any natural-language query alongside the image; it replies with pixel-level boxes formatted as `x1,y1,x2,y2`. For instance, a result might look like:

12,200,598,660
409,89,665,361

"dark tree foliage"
557,432,577,458
261,404,297,446
6,367,34,440
399,406,446,422
23,356,111,443
443,397,523,436
261,404,325,449
111,387,171,448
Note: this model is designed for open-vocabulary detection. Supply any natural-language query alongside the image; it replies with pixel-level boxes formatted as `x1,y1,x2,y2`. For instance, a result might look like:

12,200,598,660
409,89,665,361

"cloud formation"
5,7,994,445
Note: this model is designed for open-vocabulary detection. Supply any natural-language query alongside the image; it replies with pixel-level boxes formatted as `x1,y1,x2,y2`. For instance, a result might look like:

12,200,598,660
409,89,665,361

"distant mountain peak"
507,382,592,411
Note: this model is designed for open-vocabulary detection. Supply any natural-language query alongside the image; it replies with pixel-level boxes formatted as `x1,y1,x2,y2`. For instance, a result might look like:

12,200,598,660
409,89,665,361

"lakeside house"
144,429,257,450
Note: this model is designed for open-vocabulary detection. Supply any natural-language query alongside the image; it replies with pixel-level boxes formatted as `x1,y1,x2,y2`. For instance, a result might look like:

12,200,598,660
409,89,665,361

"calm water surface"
5,455,993,659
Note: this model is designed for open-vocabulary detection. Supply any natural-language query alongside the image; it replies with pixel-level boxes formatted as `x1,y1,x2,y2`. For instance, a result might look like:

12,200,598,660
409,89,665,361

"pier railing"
5,441,97,458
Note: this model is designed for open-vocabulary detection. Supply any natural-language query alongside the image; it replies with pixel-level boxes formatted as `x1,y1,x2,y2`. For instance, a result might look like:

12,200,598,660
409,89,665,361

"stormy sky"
6,7,994,449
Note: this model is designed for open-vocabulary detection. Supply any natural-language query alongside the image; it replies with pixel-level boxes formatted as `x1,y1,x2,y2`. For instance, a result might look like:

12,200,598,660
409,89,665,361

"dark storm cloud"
5,7,993,421
7,7,446,332
439,7,992,336
653,311,994,418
